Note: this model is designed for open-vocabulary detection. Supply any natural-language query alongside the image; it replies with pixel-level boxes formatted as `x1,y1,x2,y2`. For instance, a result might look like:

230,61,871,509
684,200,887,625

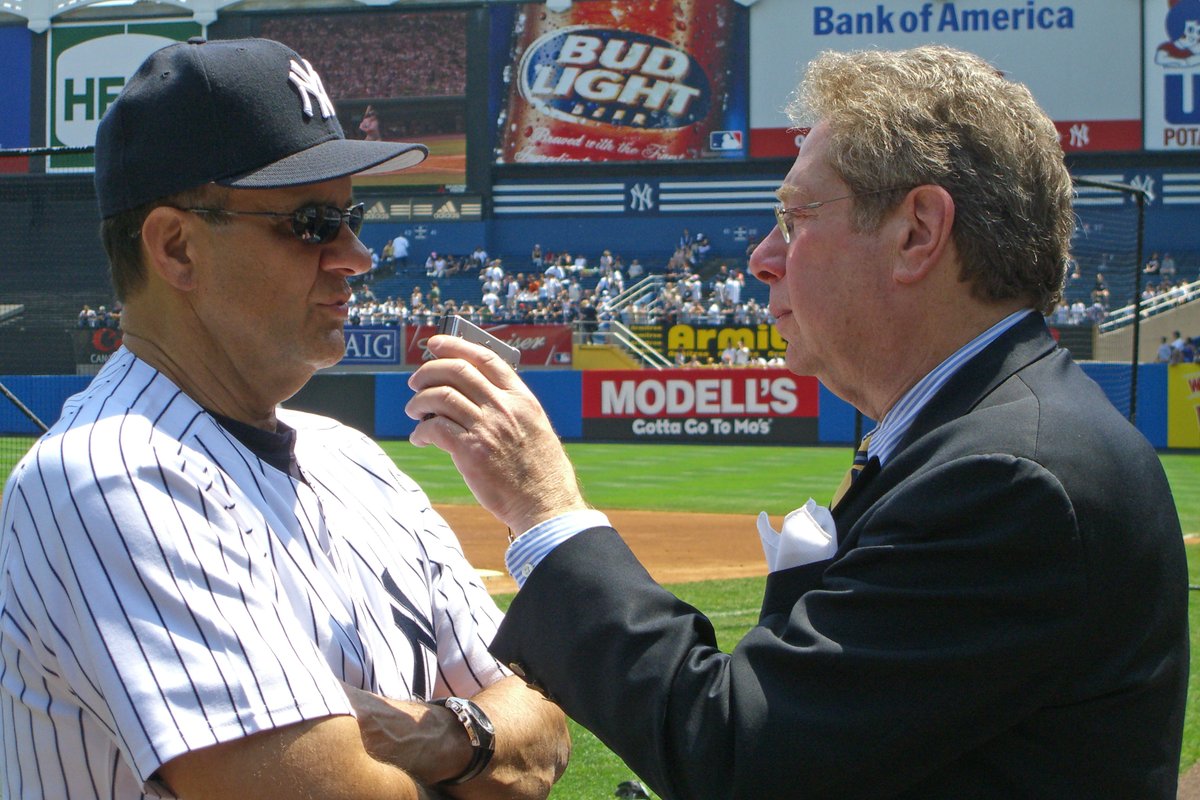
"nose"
749,225,786,286
322,225,372,277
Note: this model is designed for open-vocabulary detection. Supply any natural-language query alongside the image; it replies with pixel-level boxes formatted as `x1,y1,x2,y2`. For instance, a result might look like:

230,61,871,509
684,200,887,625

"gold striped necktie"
831,433,873,509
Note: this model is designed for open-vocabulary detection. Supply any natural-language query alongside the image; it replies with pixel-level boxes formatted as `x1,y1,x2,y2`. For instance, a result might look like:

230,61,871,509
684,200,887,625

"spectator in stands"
390,232,409,269
358,105,380,141
1157,336,1174,362
78,304,96,328
1091,272,1110,307
627,258,644,281
426,251,447,277
1161,252,1177,282
1143,251,1160,277
470,245,489,270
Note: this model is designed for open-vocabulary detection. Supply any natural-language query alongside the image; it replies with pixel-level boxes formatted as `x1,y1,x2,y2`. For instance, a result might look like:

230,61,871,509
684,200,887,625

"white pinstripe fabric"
0,348,507,799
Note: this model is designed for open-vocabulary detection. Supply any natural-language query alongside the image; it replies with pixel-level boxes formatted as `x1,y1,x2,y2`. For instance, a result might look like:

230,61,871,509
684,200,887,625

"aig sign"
48,23,200,170
342,328,400,365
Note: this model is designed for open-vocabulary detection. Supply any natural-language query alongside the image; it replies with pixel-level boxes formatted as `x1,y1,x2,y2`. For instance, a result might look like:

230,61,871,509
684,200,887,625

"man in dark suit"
407,45,1188,799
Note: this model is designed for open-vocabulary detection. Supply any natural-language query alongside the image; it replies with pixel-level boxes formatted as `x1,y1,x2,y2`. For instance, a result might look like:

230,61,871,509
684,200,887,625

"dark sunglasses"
182,202,365,244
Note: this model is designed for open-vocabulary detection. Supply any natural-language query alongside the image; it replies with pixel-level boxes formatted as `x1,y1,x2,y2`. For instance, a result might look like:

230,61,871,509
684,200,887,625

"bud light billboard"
491,0,749,163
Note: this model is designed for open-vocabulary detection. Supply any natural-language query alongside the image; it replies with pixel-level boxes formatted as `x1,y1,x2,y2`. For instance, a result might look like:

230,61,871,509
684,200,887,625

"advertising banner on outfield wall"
341,327,402,366
748,0,1141,158
71,328,124,372
629,322,787,363
403,324,573,367
47,21,203,172
489,0,749,164
1144,0,1200,150
1167,363,1200,448
582,369,819,443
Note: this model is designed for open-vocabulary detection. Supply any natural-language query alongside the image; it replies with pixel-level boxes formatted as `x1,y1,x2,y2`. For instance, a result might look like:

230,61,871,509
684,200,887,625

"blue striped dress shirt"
505,309,1035,588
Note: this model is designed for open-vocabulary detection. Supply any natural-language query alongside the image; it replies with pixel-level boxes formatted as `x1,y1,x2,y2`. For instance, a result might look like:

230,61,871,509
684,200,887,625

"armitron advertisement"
582,369,819,443
664,322,787,363
1144,0,1200,151
490,0,749,163
404,324,574,367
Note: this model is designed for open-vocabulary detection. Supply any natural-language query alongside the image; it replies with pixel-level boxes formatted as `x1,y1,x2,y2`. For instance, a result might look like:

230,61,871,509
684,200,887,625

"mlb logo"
709,130,744,151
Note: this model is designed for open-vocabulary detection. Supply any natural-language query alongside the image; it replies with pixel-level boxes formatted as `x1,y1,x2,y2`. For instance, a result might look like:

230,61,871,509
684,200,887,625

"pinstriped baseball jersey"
0,347,508,799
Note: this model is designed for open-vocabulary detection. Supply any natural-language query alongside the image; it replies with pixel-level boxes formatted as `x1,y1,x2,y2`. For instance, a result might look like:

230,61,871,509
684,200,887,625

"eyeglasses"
773,187,910,244
182,202,365,244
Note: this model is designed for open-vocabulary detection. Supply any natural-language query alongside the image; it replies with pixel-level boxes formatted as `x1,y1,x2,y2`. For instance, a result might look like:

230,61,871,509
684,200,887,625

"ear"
892,184,955,286
139,206,200,292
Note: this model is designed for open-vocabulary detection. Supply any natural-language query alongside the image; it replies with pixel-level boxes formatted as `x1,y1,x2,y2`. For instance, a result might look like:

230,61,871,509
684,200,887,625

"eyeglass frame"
773,186,912,245
179,202,366,244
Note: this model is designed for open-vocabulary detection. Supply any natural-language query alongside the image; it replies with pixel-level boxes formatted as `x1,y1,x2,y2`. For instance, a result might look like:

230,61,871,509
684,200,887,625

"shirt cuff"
504,509,612,588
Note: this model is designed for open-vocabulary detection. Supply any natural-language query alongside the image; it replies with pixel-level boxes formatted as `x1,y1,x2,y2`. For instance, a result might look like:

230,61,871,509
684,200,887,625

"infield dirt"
437,505,769,595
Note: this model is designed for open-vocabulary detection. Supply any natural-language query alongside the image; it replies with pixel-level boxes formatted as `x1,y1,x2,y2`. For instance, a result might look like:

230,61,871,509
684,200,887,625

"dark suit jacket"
491,315,1188,799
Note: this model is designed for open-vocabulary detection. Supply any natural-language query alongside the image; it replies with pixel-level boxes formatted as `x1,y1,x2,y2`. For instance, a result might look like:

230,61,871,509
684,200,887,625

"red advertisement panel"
404,324,573,367
71,328,124,368
582,368,819,443
491,0,748,164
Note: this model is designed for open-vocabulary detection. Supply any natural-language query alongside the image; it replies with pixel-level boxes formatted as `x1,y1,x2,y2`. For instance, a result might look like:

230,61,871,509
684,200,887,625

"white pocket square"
756,499,838,573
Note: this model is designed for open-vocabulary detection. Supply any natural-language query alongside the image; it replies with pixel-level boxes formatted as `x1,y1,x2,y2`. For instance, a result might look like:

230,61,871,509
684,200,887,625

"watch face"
466,699,496,735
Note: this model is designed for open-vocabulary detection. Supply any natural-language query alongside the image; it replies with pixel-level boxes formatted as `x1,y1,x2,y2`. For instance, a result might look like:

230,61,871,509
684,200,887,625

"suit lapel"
830,314,1058,546
891,313,1057,457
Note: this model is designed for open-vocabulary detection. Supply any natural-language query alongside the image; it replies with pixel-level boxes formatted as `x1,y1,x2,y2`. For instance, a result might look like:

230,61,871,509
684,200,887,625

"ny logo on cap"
288,58,336,120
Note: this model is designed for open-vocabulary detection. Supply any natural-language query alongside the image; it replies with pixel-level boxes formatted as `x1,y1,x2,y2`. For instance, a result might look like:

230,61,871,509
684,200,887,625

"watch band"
431,696,496,785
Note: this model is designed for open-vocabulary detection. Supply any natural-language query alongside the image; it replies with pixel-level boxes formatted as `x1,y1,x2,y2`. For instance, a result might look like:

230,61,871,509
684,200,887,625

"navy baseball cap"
94,37,428,218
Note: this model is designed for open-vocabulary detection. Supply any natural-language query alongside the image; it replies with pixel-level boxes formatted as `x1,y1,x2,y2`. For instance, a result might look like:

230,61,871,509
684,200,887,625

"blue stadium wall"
1,363,1174,449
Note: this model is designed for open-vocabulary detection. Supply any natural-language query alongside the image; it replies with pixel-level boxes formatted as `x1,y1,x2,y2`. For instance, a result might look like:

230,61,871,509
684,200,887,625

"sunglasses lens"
291,206,325,243
289,204,363,243
346,203,365,236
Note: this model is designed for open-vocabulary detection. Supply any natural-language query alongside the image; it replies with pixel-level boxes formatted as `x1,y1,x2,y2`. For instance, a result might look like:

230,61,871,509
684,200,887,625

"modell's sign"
582,369,819,443
493,0,748,163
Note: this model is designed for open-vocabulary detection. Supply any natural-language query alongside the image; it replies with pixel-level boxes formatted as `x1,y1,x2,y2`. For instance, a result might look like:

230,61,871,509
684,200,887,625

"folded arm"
158,714,444,800
347,675,570,800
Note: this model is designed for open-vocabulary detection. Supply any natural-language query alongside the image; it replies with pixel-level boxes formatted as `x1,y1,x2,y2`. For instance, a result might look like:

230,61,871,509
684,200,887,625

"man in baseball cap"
0,37,568,800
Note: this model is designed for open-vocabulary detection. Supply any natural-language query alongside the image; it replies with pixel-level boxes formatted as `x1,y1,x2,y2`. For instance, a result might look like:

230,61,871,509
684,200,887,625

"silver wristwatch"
431,696,496,785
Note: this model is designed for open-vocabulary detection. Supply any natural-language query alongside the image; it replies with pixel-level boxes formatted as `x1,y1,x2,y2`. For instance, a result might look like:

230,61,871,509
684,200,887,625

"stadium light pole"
1130,190,1146,426
1071,176,1148,426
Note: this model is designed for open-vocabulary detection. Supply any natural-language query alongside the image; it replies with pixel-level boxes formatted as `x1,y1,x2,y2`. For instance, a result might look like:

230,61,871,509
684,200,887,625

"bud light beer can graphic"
494,0,748,163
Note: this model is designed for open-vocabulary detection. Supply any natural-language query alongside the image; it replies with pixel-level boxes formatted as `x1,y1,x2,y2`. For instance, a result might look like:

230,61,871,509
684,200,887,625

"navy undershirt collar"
209,410,299,478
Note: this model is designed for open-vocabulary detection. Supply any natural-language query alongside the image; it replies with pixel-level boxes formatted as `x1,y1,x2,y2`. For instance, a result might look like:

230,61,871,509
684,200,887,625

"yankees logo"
288,57,336,120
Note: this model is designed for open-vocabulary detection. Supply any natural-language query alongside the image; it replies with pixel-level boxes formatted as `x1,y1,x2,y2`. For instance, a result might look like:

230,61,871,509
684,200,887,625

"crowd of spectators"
1155,330,1200,364
76,303,121,329
259,12,466,99
347,230,773,337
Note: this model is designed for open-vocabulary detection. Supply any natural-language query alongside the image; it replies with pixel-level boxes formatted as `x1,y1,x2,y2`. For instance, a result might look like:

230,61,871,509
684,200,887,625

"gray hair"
787,45,1073,314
